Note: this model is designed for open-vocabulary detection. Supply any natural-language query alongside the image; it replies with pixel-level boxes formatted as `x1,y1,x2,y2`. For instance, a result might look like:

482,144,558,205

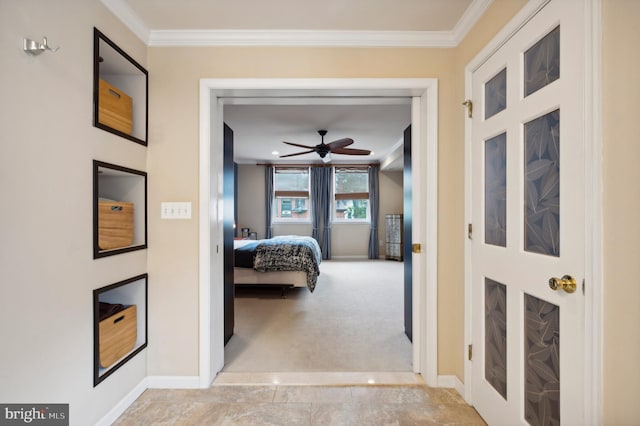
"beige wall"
236,165,403,257
146,2,524,381
602,0,640,423
146,46,455,377
379,169,405,257
0,0,149,424
236,165,266,237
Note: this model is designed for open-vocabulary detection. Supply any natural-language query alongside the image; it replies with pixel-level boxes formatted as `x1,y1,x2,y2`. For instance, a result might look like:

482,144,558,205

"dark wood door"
223,123,235,345
403,125,412,341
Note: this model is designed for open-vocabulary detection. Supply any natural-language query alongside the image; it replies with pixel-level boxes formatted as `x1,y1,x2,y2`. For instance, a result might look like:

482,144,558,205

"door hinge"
468,223,473,240
582,278,585,295
412,243,422,254
462,99,473,118
468,344,473,361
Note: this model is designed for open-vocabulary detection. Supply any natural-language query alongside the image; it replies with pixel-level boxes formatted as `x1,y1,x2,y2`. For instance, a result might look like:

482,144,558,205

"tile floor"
114,382,486,425
115,261,488,425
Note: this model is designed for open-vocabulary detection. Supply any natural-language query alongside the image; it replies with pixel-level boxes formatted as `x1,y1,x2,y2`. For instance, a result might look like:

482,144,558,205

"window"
274,167,310,221
334,167,370,222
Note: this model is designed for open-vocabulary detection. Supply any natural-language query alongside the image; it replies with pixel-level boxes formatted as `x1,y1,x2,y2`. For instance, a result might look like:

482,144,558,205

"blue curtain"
264,166,274,239
311,167,332,259
368,165,380,259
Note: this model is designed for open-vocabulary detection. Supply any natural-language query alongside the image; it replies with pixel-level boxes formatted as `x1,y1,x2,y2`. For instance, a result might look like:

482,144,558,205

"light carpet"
223,259,412,372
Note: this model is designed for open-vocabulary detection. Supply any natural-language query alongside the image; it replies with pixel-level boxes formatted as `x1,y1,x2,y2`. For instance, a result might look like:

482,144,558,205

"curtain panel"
368,165,380,259
311,167,332,259
264,166,274,239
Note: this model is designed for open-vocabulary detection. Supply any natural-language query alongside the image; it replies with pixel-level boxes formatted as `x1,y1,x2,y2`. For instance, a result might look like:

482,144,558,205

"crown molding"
101,0,150,44
148,29,457,47
452,0,494,45
103,0,493,48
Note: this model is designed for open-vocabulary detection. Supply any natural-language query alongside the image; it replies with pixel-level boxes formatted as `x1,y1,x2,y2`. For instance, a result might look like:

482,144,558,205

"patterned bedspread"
236,235,321,292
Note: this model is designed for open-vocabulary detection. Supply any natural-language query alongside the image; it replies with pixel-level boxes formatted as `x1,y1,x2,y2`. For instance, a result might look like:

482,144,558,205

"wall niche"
93,160,147,258
93,27,148,145
93,274,148,386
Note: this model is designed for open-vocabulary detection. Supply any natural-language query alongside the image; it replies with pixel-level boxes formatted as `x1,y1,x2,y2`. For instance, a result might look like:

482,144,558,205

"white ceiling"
105,0,485,168
103,0,490,46
122,0,473,32
224,103,411,167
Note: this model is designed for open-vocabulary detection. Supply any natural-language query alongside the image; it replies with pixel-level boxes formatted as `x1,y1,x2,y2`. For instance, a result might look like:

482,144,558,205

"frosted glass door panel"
485,278,507,399
485,68,507,119
524,26,560,97
524,110,560,257
485,133,507,246
524,294,560,425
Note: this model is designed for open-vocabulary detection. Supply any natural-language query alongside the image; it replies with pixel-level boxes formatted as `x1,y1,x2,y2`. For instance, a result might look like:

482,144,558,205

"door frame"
198,78,439,388
463,0,603,422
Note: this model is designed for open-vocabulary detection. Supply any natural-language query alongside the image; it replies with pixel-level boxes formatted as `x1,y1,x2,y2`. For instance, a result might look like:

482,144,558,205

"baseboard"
329,256,369,260
95,377,148,426
147,375,201,389
437,375,465,398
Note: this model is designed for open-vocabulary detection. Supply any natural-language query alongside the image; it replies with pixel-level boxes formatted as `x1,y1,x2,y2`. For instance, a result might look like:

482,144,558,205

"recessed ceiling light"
271,151,279,156
369,151,375,156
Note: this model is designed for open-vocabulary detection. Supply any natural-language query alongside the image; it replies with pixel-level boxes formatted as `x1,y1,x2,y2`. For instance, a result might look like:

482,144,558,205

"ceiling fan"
280,130,371,162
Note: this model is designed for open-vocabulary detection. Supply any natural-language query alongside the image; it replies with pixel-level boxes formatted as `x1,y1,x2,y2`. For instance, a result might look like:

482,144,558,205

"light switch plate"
161,202,192,219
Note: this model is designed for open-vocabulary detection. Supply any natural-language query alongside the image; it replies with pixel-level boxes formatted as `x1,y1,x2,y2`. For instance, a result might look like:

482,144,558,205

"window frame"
272,167,312,223
332,167,371,223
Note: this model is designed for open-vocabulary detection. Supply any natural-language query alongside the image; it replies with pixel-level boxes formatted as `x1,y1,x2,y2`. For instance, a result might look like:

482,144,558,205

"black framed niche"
93,27,148,145
94,160,147,258
93,274,148,386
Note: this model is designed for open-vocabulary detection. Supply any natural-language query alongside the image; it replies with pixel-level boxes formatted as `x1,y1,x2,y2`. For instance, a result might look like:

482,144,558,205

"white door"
470,1,586,424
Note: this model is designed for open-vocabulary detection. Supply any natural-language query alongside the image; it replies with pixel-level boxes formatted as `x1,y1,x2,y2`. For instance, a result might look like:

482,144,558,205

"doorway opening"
198,79,439,388
223,102,411,373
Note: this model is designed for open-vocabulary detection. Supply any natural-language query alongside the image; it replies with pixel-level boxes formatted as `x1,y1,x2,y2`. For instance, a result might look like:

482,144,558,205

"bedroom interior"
224,103,412,372
226,103,410,257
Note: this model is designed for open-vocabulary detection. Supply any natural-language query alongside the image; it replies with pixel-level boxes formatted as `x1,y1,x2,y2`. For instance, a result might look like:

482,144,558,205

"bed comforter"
234,235,322,292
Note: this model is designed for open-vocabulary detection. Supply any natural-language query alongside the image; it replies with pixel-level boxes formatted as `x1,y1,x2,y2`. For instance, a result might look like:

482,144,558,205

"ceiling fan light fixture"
280,129,369,160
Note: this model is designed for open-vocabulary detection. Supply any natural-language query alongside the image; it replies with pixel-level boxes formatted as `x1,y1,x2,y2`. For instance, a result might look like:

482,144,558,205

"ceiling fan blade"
279,149,316,158
331,147,372,156
283,141,316,149
326,138,354,150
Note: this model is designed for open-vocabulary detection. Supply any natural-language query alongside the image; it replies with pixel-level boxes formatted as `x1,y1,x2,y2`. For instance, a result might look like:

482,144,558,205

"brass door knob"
548,275,577,293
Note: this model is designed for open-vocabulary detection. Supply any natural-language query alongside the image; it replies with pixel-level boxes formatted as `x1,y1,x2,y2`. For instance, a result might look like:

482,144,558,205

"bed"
234,235,322,293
